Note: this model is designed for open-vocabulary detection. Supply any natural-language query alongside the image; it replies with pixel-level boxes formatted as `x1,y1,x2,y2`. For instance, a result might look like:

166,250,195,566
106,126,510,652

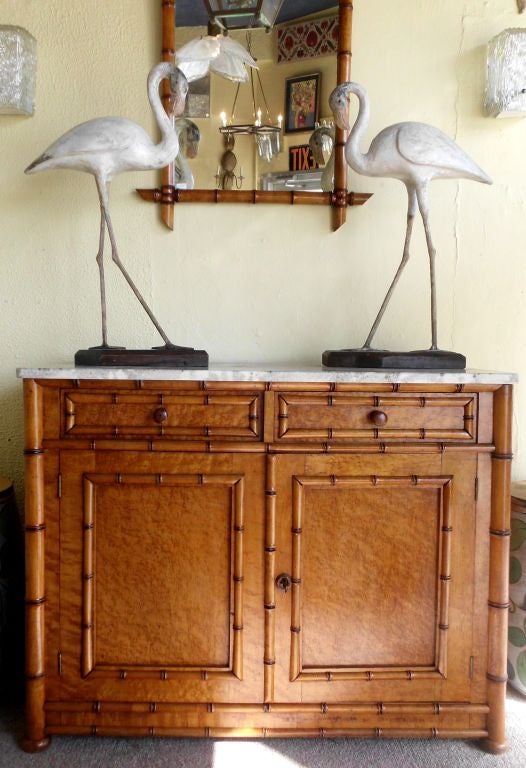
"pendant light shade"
203,0,285,32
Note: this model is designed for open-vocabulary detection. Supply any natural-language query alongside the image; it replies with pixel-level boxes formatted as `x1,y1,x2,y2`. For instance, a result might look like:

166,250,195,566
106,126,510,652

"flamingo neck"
345,84,370,176
321,152,334,192
147,62,179,163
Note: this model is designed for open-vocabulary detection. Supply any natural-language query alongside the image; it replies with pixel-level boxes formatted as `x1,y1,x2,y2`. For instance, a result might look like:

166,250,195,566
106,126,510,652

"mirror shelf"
136,0,371,231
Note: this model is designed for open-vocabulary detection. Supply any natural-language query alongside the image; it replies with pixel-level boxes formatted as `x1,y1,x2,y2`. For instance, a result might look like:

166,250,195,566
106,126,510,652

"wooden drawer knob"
153,406,168,424
368,409,388,427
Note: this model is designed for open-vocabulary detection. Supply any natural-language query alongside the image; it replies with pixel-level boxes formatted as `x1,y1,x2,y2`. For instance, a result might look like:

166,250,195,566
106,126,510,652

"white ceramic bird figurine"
25,62,189,349
330,81,492,351
174,118,200,190
309,124,335,192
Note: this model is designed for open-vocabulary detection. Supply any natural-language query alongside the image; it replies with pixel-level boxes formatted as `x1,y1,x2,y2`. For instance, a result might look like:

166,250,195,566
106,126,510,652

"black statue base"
75,344,209,368
322,348,466,370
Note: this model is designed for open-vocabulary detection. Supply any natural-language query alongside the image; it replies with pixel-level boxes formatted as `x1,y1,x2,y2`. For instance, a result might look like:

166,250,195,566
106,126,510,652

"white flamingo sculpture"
25,38,256,350
25,62,189,349
174,118,201,190
330,82,492,351
309,124,335,192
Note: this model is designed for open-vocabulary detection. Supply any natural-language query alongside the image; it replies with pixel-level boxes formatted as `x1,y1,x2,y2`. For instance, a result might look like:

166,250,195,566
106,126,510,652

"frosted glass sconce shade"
485,28,526,117
0,25,36,115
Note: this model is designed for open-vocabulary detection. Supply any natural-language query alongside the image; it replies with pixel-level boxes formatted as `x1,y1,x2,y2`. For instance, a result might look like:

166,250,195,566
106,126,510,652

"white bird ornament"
174,118,201,190
25,62,189,350
25,38,256,355
330,81,492,353
309,124,335,192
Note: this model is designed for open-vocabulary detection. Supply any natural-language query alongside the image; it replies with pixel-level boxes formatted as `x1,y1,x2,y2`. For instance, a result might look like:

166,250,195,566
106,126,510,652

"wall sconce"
0,25,36,115
485,28,526,117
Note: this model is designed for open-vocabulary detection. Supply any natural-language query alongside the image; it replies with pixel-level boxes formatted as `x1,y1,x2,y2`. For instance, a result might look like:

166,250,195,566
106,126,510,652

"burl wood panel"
82,473,238,672
275,393,476,442
54,451,265,704
272,452,478,704
296,477,448,670
62,390,262,440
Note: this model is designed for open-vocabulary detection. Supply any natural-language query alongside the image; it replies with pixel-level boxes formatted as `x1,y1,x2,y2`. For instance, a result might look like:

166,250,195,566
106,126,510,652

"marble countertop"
16,364,518,385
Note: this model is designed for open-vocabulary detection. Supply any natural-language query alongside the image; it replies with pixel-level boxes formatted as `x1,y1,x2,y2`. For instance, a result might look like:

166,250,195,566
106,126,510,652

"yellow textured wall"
1,0,526,497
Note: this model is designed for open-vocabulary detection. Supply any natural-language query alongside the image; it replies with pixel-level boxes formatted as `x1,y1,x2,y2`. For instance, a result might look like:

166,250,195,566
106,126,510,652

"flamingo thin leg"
96,205,108,346
363,187,417,349
416,185,438,350
96,179,174,347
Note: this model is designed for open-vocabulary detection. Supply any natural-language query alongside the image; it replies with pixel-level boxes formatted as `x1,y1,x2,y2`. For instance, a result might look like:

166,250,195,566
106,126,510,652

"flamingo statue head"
329,84,353,131
169,68,189,114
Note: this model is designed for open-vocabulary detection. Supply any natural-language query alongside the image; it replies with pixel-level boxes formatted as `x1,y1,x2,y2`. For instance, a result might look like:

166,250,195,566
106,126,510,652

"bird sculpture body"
330,81,492,350
25,62,189,349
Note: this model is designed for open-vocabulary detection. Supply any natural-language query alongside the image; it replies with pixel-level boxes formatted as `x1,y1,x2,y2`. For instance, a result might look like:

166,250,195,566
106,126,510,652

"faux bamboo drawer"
61,389,262,440
274,392,477,442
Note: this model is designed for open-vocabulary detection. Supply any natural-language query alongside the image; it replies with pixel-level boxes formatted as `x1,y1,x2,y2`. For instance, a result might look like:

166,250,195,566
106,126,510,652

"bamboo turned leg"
483,384,513,755
22,380,51,752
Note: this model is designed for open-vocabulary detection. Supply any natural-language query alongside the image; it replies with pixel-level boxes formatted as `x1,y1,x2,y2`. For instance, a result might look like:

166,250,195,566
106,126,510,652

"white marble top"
16,364,518,385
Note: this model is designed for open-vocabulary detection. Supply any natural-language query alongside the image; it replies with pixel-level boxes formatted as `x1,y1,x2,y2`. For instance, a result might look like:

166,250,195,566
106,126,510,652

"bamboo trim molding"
484,384,513,755
23,379,51,753
264,455,277,702
136,188,371,208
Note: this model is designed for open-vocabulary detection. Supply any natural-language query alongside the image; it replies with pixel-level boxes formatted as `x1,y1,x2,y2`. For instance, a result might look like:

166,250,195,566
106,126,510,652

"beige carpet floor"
1,689,525,767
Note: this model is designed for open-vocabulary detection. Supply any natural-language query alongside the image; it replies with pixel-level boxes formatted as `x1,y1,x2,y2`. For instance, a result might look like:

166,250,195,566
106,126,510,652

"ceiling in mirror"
177,1,338,27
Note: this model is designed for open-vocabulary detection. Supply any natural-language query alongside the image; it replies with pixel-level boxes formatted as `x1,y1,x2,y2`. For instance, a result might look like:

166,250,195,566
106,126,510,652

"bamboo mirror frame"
137,0,370,231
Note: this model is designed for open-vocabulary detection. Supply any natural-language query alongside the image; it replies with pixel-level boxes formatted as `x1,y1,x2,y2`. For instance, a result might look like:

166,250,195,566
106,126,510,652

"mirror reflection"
175,1,338,192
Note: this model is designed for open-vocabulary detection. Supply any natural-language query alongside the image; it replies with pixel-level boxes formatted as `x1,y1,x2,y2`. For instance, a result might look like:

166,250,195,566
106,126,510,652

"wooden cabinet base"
21,737,51,753
481,738,508,755
20,372,513,754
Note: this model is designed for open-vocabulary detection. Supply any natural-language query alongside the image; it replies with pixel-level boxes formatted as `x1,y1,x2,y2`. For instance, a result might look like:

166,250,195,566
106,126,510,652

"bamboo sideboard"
18,366,516,753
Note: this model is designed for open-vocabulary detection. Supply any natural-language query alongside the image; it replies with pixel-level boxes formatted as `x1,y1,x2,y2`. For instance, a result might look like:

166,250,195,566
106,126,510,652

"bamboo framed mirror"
137,0,370,231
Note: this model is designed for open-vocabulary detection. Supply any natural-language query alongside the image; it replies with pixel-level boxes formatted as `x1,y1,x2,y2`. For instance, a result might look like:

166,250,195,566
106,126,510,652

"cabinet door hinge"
57,473,62,498
57,652,63,676
469,655,475,679
474,477,479,502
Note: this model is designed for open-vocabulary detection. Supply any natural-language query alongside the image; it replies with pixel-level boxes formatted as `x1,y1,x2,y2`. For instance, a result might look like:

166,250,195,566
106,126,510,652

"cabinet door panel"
52,451,264,703
273,453,478,703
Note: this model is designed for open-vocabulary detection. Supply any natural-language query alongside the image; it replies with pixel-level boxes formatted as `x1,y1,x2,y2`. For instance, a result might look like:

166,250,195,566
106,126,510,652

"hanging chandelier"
203,0,286,32
219,36,283,161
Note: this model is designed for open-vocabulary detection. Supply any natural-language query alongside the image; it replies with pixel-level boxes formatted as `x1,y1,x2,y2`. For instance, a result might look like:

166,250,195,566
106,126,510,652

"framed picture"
284,73,321,134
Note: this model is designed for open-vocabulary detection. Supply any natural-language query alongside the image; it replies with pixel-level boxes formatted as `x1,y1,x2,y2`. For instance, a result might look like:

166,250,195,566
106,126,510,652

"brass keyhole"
276,573,292,593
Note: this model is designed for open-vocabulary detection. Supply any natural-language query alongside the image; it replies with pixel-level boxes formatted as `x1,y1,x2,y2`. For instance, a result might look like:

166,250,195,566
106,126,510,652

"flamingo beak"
170,70,189,115
334,103,350,131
